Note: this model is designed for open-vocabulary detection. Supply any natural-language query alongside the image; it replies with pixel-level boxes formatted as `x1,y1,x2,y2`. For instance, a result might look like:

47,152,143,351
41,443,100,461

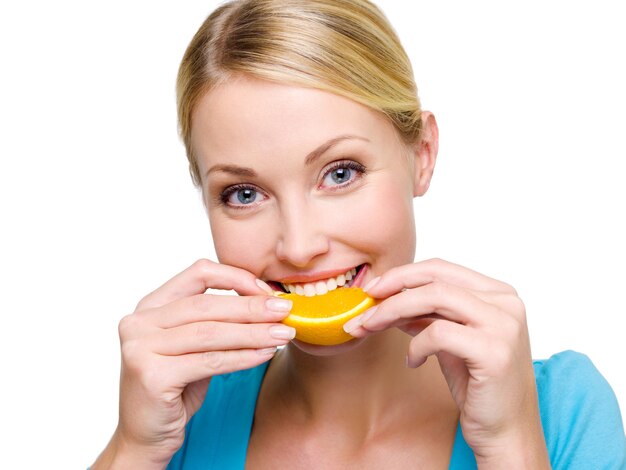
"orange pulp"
278,287,376,346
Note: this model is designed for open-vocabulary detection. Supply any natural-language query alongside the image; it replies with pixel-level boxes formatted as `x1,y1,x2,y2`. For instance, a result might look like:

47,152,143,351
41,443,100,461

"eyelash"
218,183,264,210
319,160,366,190
217,160,367,209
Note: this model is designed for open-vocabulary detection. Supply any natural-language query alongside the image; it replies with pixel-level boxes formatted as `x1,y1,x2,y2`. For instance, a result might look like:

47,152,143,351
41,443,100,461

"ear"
411,111,439,197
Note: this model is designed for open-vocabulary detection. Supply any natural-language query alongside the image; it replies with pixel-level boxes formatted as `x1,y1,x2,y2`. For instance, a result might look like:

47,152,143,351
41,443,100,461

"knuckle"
194,322,218,346
428,280,449,301
509,295,527,319
193,258,215,275
496,300,527,339
118,313,139,339
427,320,448,343
426,258,445,270
247,295,264,316
500,281,518,296
134,294,153,312
202,350,226,371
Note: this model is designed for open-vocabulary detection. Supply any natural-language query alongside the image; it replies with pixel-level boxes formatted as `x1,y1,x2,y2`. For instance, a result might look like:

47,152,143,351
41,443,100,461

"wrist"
91,430,173,470
474,430,550,470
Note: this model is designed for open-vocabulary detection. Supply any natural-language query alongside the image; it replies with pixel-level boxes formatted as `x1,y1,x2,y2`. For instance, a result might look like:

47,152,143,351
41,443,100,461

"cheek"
208,214,276,273
326,180,416,264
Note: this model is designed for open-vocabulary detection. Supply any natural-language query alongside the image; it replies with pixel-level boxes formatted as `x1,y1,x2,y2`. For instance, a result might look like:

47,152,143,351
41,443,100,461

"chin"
288,336,367,356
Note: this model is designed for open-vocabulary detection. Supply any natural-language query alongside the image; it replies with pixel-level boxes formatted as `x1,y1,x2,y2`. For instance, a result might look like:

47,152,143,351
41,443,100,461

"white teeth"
280,266,361,296
303,284,316,297
314,281,328,295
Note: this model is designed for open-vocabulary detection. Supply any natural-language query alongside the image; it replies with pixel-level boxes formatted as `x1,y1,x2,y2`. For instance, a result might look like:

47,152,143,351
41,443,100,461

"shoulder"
533,350,626,469
533,350,613,401
533,350,620,419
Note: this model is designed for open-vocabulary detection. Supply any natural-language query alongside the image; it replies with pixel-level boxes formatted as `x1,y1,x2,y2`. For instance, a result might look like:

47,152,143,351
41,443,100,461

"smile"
271,264,367,297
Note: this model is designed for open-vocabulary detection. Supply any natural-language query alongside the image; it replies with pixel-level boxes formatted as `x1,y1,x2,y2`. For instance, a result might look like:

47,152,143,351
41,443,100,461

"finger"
150,321,295,355
168,347,280,386
360,282,502,332
406,319,486,368
344,287,520,338
365,258,516,298
473,291,527,322
145,294,292,329
136,259,271,311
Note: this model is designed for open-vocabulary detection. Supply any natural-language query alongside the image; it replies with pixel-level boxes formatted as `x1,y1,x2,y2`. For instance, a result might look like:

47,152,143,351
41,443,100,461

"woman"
92,0,625,468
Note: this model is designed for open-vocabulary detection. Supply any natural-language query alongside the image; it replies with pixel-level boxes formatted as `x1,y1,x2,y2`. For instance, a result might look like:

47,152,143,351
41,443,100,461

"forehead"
189,76,398,169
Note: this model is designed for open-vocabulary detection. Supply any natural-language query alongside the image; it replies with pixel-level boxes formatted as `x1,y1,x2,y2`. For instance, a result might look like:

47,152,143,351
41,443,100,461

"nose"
275,201,330,268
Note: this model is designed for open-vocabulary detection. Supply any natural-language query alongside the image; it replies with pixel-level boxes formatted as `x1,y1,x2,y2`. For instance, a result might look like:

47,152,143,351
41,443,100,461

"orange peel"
278,287,376,346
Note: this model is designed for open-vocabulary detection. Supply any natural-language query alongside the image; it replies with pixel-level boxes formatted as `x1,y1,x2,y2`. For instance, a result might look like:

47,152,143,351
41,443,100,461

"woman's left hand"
344,258,550,468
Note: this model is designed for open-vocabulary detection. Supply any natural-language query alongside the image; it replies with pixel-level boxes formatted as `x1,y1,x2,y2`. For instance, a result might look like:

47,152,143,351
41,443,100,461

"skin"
92,76,550,469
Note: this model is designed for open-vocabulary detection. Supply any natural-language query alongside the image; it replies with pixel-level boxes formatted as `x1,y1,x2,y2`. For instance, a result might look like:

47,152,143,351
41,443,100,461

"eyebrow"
304,134,370,165
205,134,370,178
205,164,257,178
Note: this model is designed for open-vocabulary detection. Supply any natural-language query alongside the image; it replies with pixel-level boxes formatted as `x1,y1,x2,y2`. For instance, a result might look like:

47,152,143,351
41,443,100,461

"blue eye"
321,161,365,188
220,185,264,208
330,167,351,184
235,188,257,204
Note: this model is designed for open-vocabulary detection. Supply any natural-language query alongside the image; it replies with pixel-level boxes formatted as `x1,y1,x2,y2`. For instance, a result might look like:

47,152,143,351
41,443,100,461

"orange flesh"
278,287,376,346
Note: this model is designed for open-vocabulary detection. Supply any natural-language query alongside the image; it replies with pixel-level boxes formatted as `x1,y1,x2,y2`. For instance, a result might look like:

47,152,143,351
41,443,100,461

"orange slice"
278,287,376,346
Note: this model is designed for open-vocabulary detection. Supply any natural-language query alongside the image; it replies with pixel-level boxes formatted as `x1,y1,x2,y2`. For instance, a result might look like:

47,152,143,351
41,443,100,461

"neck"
264,329,456,438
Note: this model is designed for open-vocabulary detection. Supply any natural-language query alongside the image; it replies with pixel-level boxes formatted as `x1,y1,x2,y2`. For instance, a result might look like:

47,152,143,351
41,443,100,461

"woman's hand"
93,259,294,469
344,259,550,468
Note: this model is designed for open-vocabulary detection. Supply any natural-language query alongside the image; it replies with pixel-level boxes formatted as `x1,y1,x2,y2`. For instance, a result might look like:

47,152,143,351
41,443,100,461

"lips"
269,264,367,297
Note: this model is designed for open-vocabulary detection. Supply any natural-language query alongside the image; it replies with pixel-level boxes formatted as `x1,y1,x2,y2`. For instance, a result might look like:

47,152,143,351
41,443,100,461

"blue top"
167,351,626,469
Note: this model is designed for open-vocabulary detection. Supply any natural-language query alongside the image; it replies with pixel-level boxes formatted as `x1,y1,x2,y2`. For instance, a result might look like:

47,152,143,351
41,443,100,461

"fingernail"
269,325,296,340
257,347,278,355
363,276,380,292
343,315,362,334
360,306,377,324
255,279,274,295
343,306,377,334
406,355,425,368
265,297,292,313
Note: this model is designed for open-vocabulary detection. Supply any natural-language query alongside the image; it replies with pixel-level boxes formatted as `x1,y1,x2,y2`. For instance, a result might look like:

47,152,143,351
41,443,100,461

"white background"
1,1,624,467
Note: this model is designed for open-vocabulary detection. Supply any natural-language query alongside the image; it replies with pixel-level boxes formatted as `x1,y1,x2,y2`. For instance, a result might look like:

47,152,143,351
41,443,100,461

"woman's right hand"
92,259,294,469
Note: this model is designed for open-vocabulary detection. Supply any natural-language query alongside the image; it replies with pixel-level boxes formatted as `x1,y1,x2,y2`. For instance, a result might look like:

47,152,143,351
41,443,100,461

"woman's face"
191,76,435,353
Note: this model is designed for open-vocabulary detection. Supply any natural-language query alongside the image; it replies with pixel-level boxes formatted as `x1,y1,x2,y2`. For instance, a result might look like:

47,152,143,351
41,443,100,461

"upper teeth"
282,268,358,297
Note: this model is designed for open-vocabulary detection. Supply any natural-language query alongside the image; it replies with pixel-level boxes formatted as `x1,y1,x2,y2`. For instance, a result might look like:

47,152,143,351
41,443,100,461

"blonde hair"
177,0,422,187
